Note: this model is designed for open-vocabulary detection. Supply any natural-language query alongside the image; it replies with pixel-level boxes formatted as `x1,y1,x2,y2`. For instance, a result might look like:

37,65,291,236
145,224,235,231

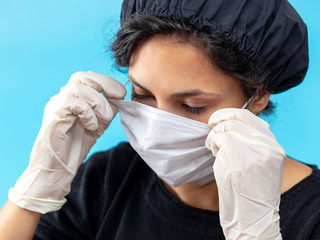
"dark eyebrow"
128,74,220,98
128,75,152,93
169,89,220,98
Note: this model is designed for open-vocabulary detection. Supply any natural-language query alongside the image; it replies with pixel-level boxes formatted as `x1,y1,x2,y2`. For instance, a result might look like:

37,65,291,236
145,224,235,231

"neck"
164,181,220,211
163,158,313,212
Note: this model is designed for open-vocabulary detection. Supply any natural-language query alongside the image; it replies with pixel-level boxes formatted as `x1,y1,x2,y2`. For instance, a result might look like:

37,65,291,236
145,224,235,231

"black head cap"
120,0,309,93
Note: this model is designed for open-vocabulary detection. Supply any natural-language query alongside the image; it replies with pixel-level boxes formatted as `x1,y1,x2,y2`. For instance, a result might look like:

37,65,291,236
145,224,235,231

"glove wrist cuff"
8,188,67,214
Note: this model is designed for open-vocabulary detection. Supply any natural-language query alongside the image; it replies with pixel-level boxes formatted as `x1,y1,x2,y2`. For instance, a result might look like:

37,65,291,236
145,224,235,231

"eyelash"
132,92,207,115
131,91,151,100
182,104,207,114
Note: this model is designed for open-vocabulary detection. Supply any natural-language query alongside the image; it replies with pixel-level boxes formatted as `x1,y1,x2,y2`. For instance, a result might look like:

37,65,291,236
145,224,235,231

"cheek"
182,108,215,124
193,114,212,124
198,110,216,124
194,104,230,124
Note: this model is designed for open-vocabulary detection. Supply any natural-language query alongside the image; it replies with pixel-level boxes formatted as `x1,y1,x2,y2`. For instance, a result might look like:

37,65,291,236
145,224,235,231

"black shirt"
34,142,320,240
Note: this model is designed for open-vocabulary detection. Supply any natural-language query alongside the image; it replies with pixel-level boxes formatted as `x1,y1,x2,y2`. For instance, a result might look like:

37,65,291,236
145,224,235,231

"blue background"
0,1,319,206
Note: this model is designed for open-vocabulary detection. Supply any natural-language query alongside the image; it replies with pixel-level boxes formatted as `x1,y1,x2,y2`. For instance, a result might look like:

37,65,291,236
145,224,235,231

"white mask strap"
241,95,255,109
124,79,130,86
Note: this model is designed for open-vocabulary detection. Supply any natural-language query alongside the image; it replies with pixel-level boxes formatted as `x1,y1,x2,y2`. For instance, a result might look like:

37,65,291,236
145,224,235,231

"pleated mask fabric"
111,99,215,187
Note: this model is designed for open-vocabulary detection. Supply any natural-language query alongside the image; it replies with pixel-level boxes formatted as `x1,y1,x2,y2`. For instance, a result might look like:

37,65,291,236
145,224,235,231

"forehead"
128,37,240,94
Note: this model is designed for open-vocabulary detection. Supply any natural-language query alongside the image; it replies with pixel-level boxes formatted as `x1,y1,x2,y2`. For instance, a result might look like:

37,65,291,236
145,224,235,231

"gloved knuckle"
70,71,86,80
99,104,114,122
213,120,237,133
61,83,76,95
69,71,91,85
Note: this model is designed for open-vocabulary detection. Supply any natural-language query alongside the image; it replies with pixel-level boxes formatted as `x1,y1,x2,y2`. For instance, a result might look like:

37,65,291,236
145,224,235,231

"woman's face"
128,37,248,123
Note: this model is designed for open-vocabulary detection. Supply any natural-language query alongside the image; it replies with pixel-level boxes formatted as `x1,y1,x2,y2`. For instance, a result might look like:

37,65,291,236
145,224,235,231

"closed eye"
131,88,207,115
131,91,153,100
182,104,206,114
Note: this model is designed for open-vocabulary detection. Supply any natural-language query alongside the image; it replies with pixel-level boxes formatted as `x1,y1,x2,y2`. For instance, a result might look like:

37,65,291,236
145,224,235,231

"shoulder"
83,141,138,170
77,142,140,181
281,157,313,194
72,142,144,195
280,162,320,239
281,163,320,204
34,142,149,239
69,141,146,207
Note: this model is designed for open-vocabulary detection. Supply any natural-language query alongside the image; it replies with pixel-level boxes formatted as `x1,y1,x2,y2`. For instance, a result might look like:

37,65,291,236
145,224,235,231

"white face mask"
111,99,251,187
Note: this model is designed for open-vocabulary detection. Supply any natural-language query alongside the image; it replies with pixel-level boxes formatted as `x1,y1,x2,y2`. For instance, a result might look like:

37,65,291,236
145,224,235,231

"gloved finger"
211,130,285,204
213,119,283,154
61,83,117,123
205,129,220,157
206,119,284,156
49,95,99,131
211,119,263,136
206,119,256,154
208,130,271,183
206,128,251,160
69,71,127,99
208,108,270,134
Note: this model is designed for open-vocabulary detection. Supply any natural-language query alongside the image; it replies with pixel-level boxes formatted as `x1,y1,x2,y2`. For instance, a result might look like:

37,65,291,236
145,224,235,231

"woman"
1,0,319,239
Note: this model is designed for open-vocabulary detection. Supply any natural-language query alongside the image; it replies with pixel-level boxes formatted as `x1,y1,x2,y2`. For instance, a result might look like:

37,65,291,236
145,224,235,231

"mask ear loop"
241,88,260,109
122,80,131,100
241,95,255,109
124,79,130,86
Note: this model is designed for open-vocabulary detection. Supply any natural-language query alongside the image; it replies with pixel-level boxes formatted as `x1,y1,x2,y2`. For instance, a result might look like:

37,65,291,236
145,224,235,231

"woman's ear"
248,92,271,115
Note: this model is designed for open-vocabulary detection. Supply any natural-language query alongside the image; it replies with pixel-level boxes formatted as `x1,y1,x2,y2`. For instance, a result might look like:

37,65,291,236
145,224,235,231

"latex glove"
205,108,286,240
9,71,126,214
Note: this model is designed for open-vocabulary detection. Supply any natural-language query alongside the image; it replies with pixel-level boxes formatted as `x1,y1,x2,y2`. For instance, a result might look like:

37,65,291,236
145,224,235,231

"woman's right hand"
8,71,126,214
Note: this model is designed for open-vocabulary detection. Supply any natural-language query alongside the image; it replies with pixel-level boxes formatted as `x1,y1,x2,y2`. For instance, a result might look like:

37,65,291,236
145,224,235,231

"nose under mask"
110,98,252,187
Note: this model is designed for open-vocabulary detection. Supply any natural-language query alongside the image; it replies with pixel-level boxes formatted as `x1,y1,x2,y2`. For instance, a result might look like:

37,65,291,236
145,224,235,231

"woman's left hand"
205,108,286,240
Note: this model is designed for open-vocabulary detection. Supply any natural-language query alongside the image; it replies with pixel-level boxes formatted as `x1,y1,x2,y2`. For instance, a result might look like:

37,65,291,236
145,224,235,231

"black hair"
111,14,275,115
